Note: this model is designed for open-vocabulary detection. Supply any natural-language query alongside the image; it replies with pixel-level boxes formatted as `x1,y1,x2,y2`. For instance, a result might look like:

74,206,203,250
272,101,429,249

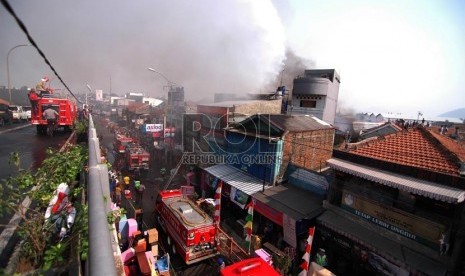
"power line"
1,0,82,104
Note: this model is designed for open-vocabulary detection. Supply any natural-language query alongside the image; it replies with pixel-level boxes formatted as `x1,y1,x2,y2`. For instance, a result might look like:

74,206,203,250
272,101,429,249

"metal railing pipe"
87,115,117,276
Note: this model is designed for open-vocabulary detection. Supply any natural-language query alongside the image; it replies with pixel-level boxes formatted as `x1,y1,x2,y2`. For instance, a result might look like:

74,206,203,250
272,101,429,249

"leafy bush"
0,145,88,271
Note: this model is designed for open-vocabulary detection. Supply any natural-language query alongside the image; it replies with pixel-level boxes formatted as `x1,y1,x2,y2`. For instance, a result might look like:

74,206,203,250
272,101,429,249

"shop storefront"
316,209,448,276
202,164,264,243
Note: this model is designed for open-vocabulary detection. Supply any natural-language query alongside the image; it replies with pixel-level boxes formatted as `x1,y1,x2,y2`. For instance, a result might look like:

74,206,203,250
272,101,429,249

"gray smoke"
261,49,315,94
0,0,287,101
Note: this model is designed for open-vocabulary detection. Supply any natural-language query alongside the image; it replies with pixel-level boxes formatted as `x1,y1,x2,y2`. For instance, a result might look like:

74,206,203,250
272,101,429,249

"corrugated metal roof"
288,167,329,191
236,114,333,133
252,183,324,220
204,164,264,195
327,158,465,204
266,114,333,132
198,100,260,108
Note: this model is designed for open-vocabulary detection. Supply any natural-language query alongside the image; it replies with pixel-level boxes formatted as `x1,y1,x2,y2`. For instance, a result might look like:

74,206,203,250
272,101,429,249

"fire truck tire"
37,125,45,135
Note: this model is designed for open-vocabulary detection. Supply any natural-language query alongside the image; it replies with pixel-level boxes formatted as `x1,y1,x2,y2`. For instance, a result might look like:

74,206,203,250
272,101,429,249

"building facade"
317,125,465,275
290,69,341,125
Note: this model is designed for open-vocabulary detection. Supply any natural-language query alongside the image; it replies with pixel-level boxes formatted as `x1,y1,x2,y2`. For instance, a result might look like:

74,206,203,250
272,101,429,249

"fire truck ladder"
162,153,186,190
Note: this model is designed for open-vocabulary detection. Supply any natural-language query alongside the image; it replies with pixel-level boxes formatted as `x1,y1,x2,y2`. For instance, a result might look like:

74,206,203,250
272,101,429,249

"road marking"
0,123,32,135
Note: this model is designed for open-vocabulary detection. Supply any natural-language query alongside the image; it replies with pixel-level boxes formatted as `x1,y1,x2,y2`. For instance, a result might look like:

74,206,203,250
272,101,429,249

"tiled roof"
347,127,461,176
126,102,147,113
428,127,465,162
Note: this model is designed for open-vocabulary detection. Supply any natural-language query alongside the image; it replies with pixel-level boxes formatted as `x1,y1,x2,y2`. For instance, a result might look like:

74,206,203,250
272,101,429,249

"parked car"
0,104,13,126
8,105,28,122
23,106,32,120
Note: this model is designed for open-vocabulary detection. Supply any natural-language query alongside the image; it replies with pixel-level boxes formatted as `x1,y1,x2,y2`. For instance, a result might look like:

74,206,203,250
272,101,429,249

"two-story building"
202,114,335,254
317,125,465,275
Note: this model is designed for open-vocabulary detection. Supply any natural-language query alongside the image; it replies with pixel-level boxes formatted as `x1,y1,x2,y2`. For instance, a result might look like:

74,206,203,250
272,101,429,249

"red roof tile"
348,127,461,176
428,127,465,162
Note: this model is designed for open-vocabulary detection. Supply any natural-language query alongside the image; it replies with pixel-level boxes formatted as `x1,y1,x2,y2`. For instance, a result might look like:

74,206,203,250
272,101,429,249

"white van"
8,105,28,122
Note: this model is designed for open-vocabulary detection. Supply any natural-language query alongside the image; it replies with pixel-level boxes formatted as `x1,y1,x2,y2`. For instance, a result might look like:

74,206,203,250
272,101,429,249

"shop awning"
317,209,447,276
327,158,465,204
204,164,264,195
252,183,324,221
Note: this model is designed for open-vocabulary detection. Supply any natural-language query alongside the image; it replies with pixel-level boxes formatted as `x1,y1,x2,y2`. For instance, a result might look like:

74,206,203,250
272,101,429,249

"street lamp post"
7,44,32,104
147,67,181,167
86,84,92,107
147,67,178,89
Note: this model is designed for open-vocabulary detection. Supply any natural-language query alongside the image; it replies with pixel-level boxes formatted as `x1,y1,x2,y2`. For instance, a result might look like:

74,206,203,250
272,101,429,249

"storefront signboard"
341,190,446,250
283,214,296,248
145,123,163,133
254,199,283,226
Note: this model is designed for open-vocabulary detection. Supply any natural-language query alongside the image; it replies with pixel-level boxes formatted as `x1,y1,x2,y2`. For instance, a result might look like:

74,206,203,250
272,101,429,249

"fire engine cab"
156,189,218,264
125,145,150,172
31,97,77,135
113,134,134,154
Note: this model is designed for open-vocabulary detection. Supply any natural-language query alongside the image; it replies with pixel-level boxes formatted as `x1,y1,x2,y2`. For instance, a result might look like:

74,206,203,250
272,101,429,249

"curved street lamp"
147,67,178,87
7,44,32,104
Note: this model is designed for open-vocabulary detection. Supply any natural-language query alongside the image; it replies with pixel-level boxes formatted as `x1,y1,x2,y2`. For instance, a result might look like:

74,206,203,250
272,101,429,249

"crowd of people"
108,168,146,208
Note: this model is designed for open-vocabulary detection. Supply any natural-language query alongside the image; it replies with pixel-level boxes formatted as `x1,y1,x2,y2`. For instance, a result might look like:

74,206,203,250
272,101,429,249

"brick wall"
282,129,334,171
234,100,282,115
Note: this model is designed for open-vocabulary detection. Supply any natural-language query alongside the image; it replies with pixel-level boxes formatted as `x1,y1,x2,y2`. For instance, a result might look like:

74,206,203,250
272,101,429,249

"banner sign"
254,199,283,226
145,124,163,133
341,190,446,250
95,89,103,101
283,214,297,248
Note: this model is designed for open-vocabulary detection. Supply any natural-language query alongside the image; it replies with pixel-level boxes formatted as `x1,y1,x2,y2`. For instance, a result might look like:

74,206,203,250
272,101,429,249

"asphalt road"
94,116,224,276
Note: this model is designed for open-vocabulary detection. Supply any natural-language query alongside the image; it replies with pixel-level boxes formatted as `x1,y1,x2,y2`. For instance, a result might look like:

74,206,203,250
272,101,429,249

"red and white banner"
214,180,222,227
299,226,315,276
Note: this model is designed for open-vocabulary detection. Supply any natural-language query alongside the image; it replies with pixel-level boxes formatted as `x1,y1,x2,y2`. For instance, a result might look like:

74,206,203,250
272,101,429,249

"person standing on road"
42,106,59,125
109,177,116,202
123,175,130,191
115,184,122,206
133,167,141,181
136,182,146,205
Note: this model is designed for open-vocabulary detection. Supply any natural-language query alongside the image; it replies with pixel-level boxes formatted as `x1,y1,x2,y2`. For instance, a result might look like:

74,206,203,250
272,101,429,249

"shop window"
300,100,317,108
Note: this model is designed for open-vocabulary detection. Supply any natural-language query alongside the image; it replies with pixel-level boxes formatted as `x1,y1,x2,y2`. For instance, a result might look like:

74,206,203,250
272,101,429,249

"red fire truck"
125,145,150,172
31,97,77,135
113,134,134,154
155,189,218,264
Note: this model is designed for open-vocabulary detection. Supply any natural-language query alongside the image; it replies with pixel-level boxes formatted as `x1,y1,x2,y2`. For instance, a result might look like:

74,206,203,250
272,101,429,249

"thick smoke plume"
261,49,315,94
0,0,288,102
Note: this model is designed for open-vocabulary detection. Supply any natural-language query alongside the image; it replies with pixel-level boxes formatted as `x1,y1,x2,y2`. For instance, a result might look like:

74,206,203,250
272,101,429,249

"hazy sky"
1,0,464,116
